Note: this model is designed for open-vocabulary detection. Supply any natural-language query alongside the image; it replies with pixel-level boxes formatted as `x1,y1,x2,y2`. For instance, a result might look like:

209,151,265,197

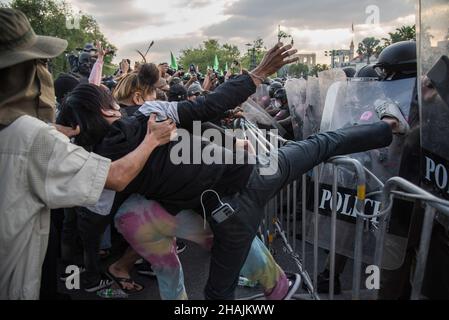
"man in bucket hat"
0,8,176,299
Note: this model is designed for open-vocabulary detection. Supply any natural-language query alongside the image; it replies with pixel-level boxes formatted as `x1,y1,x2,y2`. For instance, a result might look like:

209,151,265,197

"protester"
0,8,176,300
187,83,204,102
168,83,188,102
58,40,407,300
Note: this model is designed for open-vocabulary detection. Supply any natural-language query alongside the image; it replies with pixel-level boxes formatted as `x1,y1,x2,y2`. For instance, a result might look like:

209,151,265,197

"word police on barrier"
313,184,381,223
423,150,449,200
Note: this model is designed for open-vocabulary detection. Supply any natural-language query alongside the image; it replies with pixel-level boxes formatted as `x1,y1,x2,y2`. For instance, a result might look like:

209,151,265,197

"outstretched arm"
177,43,299,130
137,43,298,129
280,121,396,187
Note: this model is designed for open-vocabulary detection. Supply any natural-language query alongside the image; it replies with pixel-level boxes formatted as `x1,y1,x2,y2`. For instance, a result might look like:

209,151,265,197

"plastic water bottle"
238,276,258,288
97,288,129,299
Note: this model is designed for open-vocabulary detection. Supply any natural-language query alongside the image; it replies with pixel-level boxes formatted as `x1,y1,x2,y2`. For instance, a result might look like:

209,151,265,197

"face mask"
0,60,55,126
36,62,57,123
78,53,94,77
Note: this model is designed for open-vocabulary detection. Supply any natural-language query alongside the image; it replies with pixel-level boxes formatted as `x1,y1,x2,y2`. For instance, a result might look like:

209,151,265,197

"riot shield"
252,84,271,109
303,70,347,139
285,78,307,141
318,69,347,117
241,98,286,136
419,0,449,228
303,77,321,138
306,78,416,270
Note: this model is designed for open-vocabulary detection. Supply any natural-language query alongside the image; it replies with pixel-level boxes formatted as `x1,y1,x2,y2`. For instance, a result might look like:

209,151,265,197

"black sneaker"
283,273,301,300
176,241,187,254
136,262,156,277
84,275,113,293
317,270,341,294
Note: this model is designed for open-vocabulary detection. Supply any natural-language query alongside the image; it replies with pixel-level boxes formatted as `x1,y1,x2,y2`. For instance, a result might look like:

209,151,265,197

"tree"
278,30,293,45
382,25,416,47
241,38,267,70
3,0,117,77
309,64,329,77
178,39,240,74
288,63,309,78
357,37,381,64
375,25,416,55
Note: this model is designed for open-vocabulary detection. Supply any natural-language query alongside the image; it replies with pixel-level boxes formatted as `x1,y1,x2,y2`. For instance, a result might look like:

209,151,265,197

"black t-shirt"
95,113,254,215
96,75,258,214
119,104,141,117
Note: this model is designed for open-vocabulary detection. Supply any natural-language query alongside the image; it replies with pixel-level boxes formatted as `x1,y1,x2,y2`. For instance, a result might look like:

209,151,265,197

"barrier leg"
313,166,320,292
329,166,338,300
411,205,436,300
302,175,307,268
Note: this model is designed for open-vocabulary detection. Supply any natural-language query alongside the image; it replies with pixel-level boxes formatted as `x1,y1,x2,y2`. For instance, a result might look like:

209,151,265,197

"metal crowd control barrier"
271,157,368,300
241,119,369,300
240,118,449,300
374,177,449,300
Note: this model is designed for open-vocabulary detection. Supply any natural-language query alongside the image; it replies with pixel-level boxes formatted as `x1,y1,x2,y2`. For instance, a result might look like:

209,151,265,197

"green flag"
170,51,178,70
213,54,219,71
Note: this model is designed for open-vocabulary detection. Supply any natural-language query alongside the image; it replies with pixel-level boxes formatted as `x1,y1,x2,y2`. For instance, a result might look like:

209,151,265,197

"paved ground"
59,225,373,300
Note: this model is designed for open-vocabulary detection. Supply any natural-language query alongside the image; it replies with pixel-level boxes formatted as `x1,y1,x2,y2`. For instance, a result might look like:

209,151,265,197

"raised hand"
96,40,111,60
250,42,298,85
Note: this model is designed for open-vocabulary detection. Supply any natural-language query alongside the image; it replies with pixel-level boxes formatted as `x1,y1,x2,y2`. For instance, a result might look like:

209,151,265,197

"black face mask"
78,53,94,77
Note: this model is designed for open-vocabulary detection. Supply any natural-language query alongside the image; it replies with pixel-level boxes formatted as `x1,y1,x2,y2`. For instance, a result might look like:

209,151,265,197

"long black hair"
57,84,114,150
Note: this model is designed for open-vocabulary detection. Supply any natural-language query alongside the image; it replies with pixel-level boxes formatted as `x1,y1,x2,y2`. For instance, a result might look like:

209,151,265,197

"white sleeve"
28,126,111,209
138,101,180,123
86,189,116,216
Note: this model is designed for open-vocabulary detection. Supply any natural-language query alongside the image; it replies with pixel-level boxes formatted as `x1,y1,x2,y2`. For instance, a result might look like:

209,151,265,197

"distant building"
329,40,355,68
293,53,317,69
277,53,316,77
330,33,380,72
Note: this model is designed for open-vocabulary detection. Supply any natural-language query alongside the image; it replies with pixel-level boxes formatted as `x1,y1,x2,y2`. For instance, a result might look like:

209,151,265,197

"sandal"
106,269,145,294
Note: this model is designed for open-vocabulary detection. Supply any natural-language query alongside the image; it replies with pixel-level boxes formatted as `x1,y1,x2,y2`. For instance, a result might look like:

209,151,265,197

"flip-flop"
106,269,145,294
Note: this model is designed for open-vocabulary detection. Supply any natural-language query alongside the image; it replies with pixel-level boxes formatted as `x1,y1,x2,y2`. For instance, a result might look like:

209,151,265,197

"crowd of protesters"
5,7,444,301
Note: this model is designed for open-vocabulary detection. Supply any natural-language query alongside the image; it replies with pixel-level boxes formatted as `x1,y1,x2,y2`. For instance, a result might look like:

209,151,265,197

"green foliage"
178,39,240,74
376,25,416,54
357,37,381,64
382,25,416,47
241,38,267,70
288,63,309,78
309,64,329,77
3,0,117,77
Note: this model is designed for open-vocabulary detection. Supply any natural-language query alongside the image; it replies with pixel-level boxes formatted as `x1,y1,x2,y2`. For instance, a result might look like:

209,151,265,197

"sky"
7,0,418,65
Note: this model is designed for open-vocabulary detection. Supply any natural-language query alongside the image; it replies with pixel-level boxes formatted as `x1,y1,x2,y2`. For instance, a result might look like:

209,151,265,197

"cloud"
117,34,207,65
205,0,415,42
223,0,415,28
202,0,416,63
176,0,212,9
66,0,417,65
71,0,166,30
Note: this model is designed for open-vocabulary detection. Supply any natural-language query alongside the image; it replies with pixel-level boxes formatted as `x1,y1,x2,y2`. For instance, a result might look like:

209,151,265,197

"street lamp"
325,49,340,68
246,43,257,70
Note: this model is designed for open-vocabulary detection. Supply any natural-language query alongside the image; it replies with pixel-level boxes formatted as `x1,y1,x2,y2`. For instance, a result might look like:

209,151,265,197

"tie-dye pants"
115,194,289,300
